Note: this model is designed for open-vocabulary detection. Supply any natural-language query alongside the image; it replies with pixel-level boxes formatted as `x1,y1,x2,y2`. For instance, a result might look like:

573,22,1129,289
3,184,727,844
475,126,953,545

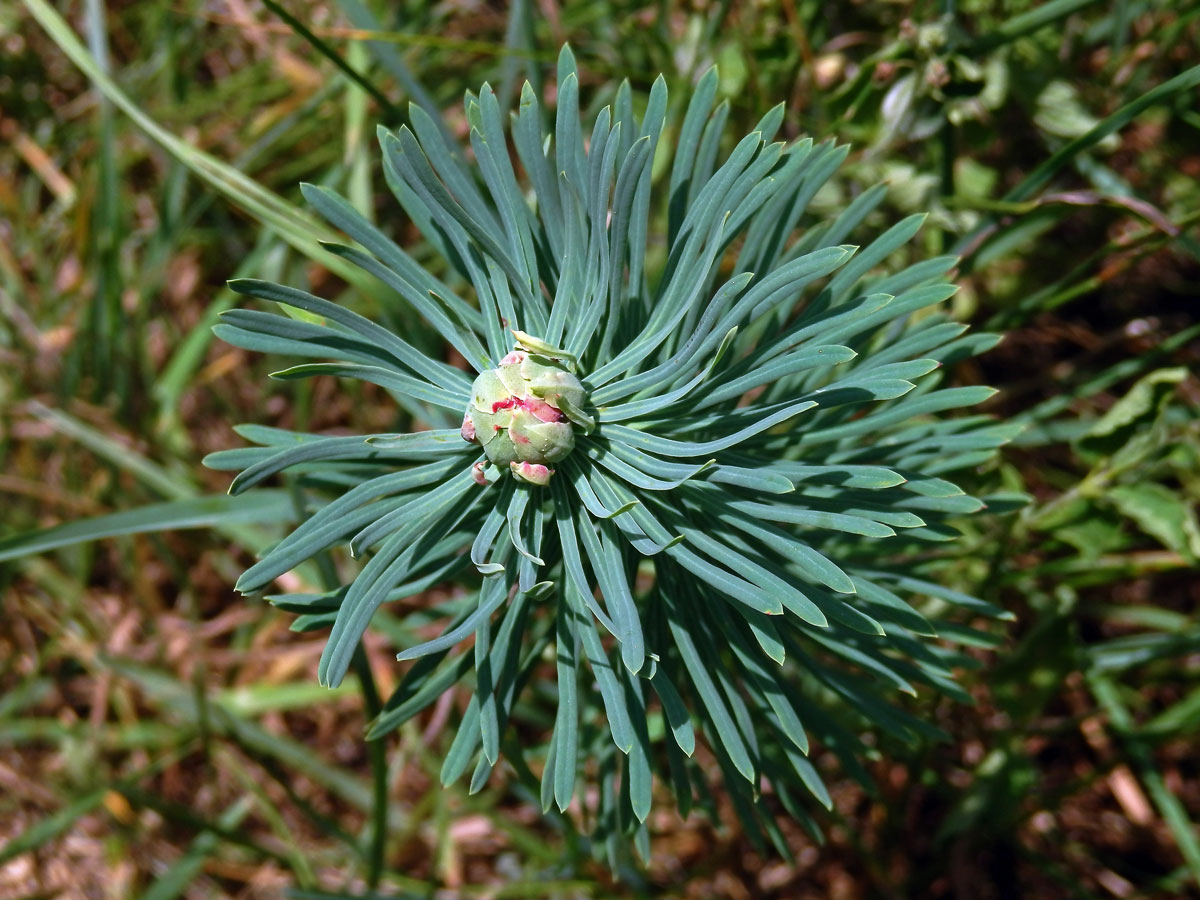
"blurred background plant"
1,1,1197,898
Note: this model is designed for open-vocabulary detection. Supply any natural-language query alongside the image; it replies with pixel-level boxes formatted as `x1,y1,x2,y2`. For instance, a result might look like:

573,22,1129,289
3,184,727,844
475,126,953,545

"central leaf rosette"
461,339,589,486
213,47,1010,842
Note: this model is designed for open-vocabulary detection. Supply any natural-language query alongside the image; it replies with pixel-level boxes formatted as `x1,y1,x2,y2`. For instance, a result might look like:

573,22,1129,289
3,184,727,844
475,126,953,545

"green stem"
261,0,399,119
351,645,387,890
296,477,388,890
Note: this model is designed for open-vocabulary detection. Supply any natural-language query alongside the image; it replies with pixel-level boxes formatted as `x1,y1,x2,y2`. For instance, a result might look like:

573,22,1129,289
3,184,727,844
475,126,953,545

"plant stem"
301,482,388,890
351,645,387,890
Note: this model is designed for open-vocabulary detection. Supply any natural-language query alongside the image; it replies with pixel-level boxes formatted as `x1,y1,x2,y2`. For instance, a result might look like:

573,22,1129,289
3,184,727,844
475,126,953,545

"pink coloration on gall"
510,461,553,485
490,395,565,423
525,397,564,422
460,413,476,443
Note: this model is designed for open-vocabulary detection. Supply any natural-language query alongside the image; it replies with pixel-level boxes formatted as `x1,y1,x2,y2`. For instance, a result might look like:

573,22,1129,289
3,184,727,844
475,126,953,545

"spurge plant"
207,48,1014,858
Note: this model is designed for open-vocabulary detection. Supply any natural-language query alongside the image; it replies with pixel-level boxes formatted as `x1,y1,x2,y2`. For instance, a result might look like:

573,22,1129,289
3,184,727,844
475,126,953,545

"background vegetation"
1,1,1198,897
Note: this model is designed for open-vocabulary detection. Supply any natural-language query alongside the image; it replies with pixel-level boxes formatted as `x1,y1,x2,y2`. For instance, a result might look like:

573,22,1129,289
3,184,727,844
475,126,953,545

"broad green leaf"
1109,483,1200,560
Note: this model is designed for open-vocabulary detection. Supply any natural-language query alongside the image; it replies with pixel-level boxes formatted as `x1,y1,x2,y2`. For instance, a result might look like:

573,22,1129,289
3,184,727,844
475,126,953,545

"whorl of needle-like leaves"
207,47,1014,856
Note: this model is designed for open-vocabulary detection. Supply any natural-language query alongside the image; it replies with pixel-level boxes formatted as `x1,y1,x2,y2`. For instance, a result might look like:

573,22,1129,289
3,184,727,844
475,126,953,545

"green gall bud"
463,345,588,483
